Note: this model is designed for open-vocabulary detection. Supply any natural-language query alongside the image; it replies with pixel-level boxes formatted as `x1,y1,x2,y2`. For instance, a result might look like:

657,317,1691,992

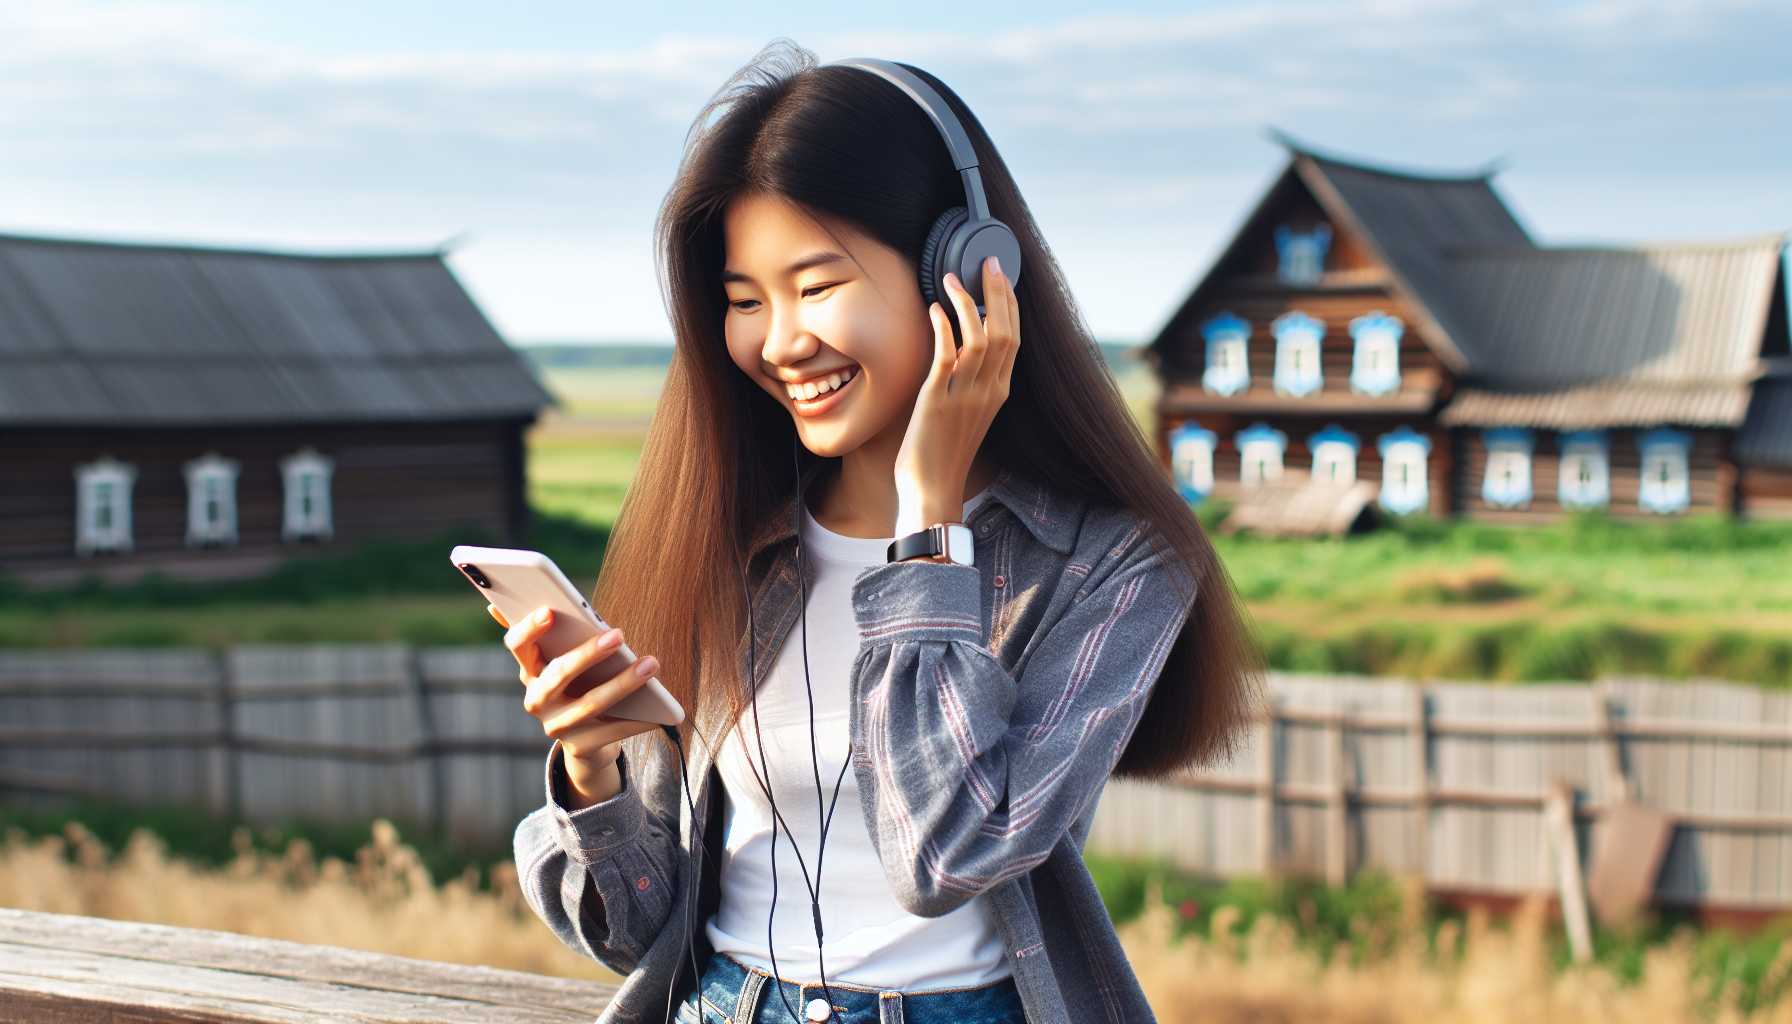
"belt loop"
736,967,770,1022
877,990,905,1024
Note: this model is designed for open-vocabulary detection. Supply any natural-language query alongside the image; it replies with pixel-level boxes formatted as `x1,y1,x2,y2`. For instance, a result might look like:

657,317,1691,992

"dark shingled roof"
1288,134,1533,372
1155,132,1792,438
0,231,556,427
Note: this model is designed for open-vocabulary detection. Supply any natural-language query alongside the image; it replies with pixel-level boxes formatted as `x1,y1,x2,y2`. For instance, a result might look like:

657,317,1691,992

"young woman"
503,40,1261,1024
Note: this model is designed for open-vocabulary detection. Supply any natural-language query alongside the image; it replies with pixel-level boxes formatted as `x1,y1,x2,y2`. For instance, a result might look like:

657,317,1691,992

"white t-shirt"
704,484,1013,990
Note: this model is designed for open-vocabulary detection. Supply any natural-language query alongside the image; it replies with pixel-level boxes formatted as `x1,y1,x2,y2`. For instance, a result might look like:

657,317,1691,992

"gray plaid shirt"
513,463,1197,1023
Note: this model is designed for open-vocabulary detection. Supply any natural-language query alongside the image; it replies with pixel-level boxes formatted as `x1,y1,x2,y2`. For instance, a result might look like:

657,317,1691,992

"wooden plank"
1586,797,1676,928
1543,781,1593,963
1326,708,1348,885
1257,695,1278,875
0,908,615,1023
1592,680,1631,802
1409,684,1430,878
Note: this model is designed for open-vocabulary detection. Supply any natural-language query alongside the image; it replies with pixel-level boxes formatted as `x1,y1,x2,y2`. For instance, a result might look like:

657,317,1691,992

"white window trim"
184,453,241,547
1311,440,1357,484
1275,224,1331,285
1209,337,1246,389
281,448,336,541
1271,312,1324,397
1348,312,1404,396
1484,448,1533,508
74,457,137,555
1241,442,1283,486
1201,313,1251,397
1638,438,1690,514
1380,443,1429,514
1171,432,1216,498
1558,441,1610,509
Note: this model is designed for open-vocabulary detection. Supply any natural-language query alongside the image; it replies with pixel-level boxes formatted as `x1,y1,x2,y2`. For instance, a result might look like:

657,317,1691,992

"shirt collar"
743,461,1082,562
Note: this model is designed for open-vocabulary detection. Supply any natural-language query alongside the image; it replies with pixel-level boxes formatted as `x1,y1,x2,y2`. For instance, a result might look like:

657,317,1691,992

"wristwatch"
886,521,975,565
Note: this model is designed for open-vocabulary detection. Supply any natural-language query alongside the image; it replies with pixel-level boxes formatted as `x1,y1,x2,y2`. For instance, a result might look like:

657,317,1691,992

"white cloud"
0,0,1786,339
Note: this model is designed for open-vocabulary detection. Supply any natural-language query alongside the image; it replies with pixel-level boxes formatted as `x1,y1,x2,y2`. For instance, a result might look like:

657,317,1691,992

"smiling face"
720,191,934,459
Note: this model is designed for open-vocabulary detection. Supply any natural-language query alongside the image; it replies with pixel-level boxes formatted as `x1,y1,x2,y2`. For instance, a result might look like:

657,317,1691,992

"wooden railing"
0,907,616,1022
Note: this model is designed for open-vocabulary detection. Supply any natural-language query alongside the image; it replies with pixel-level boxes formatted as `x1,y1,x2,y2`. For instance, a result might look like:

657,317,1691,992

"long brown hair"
592,38,1263,778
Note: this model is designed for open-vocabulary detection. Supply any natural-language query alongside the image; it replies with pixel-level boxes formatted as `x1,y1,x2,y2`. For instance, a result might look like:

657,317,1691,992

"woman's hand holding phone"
492,602,664,807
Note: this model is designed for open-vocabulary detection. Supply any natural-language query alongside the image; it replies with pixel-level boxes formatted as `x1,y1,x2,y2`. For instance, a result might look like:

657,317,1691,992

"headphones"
658,57,1022,1024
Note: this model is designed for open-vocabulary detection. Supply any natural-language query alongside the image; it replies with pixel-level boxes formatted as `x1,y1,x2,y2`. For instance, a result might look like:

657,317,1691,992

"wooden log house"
1146,130,1792,521
0,232,557,586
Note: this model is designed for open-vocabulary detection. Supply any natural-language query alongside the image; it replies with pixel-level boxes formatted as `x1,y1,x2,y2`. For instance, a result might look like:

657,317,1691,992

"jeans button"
805,996,831,1021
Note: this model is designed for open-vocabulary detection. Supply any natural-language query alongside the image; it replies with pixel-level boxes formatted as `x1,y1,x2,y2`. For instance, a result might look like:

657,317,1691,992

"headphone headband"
820,56,1021,314
822,57,993,226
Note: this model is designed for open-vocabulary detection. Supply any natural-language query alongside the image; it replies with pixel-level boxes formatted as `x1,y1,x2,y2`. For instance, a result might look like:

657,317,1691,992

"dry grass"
0,817,618,982
1389,557,1530,605
1121,876,1792,1023
4,818,1790,1021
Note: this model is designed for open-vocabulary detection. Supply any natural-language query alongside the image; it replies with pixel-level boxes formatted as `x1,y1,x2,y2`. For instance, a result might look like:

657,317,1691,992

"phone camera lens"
458,563,491,588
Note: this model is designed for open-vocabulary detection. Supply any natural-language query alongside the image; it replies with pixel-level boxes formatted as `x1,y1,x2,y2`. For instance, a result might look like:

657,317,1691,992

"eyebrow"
720,250,850,285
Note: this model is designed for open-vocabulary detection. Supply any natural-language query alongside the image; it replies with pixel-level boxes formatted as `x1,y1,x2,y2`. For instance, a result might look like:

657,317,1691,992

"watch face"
945,523,975,565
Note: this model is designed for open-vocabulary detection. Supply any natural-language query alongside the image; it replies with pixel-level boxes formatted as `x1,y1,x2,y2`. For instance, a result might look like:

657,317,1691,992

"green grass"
0,512,610,649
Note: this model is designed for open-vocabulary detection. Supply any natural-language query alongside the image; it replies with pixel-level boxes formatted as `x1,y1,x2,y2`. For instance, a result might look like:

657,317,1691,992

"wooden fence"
1092,673,1792,911
2,648,1788,910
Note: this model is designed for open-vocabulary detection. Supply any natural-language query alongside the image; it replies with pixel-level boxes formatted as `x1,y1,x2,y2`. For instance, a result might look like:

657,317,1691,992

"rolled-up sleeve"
511,737,680,973
847,524,1196,917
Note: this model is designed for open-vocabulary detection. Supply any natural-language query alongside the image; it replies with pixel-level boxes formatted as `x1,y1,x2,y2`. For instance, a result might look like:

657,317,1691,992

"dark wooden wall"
1162,289,1452,402
0,419,532,576
1450,427,1729,522
1738,463,1792,519
1159,413,1454,518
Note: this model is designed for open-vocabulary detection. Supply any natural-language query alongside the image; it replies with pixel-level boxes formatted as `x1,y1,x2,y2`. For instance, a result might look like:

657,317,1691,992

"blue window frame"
1637,428,1691,514
1201,312,1250,396
1481,427,1535,508
1348,310,1404,396
1271,311,1324,397
1274,224,1332,284
1376,427,1430,515
1169,423,1217,504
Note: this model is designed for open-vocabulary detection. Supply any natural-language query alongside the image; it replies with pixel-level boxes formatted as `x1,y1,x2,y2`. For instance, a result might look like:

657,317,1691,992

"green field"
4,348,1790,686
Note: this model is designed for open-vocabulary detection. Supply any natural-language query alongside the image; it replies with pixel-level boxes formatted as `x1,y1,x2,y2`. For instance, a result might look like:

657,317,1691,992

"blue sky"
4,0,1789,344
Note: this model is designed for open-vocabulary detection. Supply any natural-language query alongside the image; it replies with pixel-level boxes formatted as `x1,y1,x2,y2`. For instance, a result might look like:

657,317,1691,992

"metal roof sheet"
0,232,554,426
1439,383,1753,429
1439,237,1787,390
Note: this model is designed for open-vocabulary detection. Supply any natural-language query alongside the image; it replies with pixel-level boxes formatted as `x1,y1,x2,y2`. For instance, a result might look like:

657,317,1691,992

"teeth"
788,366,856,402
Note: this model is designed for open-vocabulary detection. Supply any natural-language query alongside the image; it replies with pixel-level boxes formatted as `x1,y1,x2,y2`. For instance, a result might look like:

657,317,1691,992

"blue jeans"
675,951,1028,1024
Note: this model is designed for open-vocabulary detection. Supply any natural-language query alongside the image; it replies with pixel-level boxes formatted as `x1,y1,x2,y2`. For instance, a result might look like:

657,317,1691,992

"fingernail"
534,608,550,624
945,272,959,289
635,657,658,678
987,256,1001,276
603,628,622,646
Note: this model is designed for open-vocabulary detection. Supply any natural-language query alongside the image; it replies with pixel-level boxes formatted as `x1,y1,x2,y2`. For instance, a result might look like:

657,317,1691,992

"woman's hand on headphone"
894,254,1019,518
491,604,664,774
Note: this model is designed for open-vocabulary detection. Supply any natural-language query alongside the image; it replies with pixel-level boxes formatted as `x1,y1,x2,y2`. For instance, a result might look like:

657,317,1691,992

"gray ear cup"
920,206,1023,315
918,205,966,310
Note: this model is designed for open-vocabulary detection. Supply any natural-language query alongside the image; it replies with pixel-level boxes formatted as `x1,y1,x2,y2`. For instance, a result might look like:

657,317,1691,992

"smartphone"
450,544,684,727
